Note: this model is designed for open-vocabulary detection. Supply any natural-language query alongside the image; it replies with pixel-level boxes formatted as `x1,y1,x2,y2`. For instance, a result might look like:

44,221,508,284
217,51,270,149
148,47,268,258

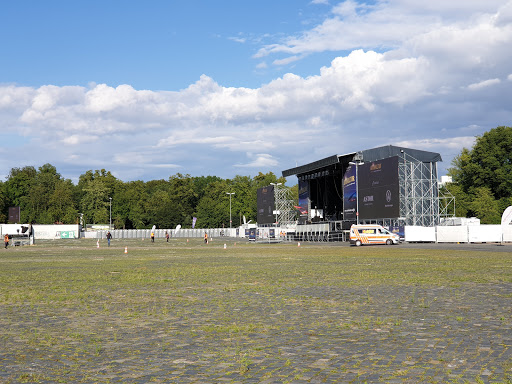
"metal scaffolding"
398,152,440,226
439,186,456,220
273,184,298,227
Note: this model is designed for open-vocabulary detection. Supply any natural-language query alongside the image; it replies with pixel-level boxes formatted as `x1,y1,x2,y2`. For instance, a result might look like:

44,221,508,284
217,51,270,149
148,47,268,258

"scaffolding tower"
273,184,298,227
398,152,440,226
439,185,456,221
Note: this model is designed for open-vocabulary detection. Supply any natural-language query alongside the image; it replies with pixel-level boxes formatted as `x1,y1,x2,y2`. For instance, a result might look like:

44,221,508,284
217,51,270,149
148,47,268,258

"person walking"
204,232,208,244
4,234,9,249
106,231,112,247
165,231,169,242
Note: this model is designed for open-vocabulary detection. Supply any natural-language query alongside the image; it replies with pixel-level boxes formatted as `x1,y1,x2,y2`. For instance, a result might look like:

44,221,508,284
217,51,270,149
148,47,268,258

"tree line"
0,166,293,229
444,125,512,224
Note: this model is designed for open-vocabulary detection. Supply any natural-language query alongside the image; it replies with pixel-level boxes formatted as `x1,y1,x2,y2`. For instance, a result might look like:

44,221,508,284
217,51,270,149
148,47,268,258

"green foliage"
3,164,80,224
114,181,147,229
448,126,512,223
469,187,501,224
0,181,7,223
450,126,512,199
48,179,78,224
81,178,110,225
4,166,37,222
1,165,294,229
440,183,471,218
194,179,230,228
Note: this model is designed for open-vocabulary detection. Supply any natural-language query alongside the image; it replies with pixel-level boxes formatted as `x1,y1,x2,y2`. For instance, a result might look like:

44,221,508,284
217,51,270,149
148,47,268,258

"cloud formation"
1,1,511,182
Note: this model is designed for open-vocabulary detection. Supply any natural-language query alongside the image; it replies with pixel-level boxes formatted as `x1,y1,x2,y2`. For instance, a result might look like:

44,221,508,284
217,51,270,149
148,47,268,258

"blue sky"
2,1,332,89
1,0,511,183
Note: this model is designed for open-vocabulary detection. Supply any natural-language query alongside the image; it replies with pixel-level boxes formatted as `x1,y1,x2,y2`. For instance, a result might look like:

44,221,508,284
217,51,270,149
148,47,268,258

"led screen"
358,156,400,220
257,185,275,225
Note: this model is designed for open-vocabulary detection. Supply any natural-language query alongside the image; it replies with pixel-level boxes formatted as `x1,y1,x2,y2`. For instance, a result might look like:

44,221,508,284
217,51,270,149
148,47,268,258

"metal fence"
92,228,228,240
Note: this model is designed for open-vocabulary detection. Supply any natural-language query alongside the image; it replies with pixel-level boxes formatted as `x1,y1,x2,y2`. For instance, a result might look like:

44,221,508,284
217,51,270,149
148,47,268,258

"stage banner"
298,180,309,217
358,156,400,220
343,165,357,221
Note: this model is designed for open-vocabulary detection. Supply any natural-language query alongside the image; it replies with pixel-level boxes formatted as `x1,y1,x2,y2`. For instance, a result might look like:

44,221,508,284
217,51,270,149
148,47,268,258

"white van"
350,224,400,246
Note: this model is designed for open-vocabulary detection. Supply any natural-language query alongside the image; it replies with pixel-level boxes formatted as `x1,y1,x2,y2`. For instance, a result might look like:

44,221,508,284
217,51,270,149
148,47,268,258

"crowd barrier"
90,228,232,240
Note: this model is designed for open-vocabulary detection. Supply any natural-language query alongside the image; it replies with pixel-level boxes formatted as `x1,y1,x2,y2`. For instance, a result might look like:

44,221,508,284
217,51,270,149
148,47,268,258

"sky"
1,0,511,184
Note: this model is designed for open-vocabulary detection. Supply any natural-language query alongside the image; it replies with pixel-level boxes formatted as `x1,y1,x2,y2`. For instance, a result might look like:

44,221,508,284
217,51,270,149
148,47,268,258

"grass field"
1,238,511,383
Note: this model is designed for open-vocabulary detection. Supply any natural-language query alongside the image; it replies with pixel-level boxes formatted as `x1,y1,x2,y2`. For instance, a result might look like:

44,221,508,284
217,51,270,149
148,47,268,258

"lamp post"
226,192,235,228
270,182,282,225
109,197,112,231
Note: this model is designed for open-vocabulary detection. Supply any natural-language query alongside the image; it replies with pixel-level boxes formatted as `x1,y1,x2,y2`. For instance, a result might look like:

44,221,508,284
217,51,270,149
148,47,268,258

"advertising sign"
358,156,400,220
343,165,357,221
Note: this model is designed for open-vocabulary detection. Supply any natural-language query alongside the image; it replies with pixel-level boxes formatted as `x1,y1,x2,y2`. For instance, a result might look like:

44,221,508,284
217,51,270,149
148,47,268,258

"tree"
470,187,501,224
194,179,231,228
448,126,512,223
146,190,174,228
26,164,65,223
450,126,512,199
48,179,79,224
113,181,147,229
0,181,7,223
80,179,110,225
4,166,37,222
231,175,255,226
166,174,198,228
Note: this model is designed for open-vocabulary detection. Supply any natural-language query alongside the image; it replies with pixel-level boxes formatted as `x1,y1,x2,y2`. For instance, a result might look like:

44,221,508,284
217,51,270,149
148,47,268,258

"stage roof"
282,145,442,177
282,154,346,178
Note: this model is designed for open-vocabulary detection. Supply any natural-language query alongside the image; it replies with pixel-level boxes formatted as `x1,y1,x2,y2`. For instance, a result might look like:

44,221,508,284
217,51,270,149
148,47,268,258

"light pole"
109,197,112,231
270,182,282,225
226,192,235,228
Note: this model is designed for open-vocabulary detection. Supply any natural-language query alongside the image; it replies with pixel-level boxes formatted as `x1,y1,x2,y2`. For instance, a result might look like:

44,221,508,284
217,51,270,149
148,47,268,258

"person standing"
151,231,155,243
4,234,9,249
204,232,208,244
165,231,169,242
106,231,112,247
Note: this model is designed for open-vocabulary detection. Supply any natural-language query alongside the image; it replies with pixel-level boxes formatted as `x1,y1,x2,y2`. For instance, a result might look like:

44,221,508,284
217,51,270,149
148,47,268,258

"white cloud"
62,134,99,146
228,35,247,43
273,56,303,66
396,137,477,152
467,78,501,91
235,153,279,168
255,0,510,61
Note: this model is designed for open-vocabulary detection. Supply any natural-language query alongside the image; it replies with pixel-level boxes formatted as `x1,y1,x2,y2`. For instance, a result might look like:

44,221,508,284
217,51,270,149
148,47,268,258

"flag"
192,217,197,229
294,206,308,215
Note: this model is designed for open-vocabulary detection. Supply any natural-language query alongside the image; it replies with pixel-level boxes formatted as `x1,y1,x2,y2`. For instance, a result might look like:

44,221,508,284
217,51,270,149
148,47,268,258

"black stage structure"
282,145,443,235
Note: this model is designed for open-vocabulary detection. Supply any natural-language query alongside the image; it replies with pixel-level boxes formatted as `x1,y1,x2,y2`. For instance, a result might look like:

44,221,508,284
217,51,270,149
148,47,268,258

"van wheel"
386,239,393,245
355,240,362,247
